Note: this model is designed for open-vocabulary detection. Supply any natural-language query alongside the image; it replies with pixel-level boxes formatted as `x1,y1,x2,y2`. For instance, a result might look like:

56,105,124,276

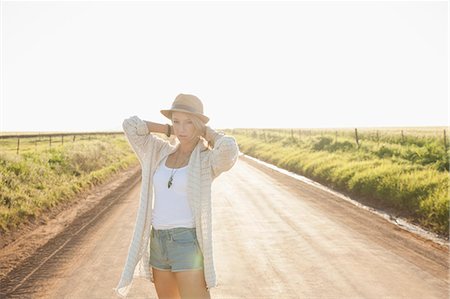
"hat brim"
160,109,209,124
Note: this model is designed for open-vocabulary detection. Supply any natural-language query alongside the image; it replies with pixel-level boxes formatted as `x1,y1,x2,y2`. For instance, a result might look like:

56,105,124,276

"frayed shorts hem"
150,265,171,271
171,267,204,272
150,265,204,272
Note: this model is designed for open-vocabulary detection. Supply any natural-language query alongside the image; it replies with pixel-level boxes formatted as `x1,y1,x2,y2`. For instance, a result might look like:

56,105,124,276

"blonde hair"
190,115,212,151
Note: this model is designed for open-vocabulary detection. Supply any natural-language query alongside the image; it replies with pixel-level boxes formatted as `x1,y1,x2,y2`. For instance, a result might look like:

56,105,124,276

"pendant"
168,175,173,188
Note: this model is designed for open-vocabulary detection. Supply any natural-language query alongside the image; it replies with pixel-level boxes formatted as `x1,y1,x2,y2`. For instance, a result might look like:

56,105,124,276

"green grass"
0,135,139,233
228,129,449,238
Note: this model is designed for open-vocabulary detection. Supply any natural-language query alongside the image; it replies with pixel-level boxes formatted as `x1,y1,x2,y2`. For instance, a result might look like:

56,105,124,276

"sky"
1,0,448,132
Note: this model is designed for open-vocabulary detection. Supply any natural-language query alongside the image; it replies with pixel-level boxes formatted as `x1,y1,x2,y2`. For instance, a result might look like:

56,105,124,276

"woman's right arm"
122,115,172,164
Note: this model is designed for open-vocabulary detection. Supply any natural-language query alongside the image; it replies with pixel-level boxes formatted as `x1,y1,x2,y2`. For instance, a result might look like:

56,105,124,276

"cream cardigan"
113,116,239,298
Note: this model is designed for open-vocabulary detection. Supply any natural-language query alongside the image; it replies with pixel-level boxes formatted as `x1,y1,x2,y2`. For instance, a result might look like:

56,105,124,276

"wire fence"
2,127,449,154
0,132,123,155
229,127,449,151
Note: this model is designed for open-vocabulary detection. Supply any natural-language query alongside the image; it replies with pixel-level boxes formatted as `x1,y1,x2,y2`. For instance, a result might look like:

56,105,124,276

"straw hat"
160,93,210,124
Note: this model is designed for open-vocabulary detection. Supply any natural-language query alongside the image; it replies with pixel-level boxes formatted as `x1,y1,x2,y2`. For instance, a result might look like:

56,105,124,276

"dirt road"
1,155,448,298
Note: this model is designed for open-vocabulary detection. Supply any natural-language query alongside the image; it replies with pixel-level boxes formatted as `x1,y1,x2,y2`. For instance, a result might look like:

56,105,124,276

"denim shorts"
149,227,204,272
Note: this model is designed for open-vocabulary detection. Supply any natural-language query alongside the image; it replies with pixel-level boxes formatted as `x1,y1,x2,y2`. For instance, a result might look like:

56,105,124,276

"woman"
113,93,239,299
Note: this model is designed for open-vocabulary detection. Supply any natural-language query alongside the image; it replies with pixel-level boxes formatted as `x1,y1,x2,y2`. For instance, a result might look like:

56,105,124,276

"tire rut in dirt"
0,170,141,298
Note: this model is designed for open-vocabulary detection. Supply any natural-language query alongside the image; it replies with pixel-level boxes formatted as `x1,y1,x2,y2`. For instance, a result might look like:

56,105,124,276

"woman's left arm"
204,126,240,179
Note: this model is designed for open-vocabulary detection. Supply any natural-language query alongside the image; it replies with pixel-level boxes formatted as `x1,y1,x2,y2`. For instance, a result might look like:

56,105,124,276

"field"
0,133,142,233
1,127,449,238
225,126,449,238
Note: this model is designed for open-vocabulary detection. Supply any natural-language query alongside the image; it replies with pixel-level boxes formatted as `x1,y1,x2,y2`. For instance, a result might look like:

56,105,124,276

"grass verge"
0,135,139,233
233,133,449,238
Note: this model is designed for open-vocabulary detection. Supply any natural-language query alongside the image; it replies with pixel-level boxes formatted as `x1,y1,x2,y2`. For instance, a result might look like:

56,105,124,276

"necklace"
167,151,191,188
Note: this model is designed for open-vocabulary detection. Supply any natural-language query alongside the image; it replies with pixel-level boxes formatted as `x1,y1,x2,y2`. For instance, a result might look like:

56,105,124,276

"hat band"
171,104,203,115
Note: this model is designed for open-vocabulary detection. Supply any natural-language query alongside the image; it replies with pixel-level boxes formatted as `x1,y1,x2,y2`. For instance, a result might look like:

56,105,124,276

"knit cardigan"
113,115,239,298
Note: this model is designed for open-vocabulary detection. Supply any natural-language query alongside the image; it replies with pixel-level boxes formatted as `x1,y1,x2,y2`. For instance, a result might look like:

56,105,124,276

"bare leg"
152,267,181,299
174,269,211,299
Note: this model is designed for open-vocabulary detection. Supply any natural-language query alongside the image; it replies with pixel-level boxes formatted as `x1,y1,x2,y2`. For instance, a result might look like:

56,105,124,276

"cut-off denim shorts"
149,226,204,272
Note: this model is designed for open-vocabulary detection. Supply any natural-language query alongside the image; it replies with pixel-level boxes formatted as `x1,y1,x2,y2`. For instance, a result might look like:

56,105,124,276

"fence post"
444,129,448,152
73,135,76,142
355,128,360,148
401,130,404,143
16,138,20,155
49,136,52,148
62,135,64,146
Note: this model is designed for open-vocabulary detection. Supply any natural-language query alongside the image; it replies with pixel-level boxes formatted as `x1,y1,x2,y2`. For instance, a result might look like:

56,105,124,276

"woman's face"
171,111,199,143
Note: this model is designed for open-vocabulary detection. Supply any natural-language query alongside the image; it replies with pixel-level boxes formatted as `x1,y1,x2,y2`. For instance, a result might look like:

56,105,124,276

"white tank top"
151,156,195,229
